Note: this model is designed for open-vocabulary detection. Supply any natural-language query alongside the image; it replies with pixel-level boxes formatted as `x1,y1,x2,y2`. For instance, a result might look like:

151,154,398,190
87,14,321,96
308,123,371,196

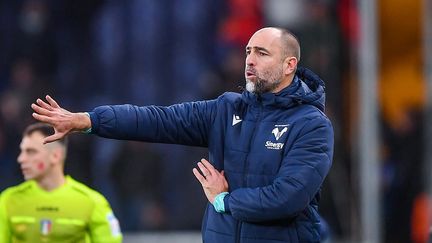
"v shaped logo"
272,127,288,140
232,114,242,126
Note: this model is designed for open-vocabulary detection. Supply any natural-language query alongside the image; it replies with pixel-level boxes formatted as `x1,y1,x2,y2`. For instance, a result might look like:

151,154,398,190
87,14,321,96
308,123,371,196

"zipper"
235,102,263,243
242,104,262,186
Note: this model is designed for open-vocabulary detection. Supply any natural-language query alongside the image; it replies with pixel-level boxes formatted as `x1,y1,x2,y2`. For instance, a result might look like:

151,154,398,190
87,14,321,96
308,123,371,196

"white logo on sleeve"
107,212,121,237
232,114,242,126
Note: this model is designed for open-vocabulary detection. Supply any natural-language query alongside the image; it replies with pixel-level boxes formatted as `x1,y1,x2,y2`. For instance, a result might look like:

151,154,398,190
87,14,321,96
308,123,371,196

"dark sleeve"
225,116,334,222
88,100,218,147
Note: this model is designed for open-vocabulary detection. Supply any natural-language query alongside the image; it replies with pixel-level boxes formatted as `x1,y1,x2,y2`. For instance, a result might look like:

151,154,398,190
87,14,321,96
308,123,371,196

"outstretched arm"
31,95,91,143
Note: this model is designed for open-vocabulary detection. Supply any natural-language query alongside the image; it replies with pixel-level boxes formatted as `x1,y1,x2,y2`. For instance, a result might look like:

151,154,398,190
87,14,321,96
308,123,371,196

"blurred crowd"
0,0,427,242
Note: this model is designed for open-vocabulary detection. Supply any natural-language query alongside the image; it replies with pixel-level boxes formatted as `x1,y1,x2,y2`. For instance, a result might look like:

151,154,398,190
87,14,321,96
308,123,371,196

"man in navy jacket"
32,27,333,242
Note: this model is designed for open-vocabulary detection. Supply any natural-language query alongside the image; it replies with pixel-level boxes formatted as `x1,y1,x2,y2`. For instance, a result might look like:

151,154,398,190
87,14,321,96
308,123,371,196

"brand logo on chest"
265,124,289,150
232,114,242,126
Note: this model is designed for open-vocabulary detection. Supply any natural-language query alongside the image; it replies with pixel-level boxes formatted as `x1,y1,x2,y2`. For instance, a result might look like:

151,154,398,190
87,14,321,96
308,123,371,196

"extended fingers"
36,98,55,111
31,103,54,116
200,158,215,171
192,168,206,184
32,114,60,129
43,132,64,144
32,112,56,124
197,162,211,177
193,159,222,185
46,95,60,108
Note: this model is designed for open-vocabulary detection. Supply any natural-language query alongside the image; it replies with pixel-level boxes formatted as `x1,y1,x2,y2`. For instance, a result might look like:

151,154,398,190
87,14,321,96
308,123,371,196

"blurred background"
0,0,430,242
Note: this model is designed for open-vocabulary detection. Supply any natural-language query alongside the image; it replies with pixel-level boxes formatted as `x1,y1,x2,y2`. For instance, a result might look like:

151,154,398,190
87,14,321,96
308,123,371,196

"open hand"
31,95,91,143
193,158,228,203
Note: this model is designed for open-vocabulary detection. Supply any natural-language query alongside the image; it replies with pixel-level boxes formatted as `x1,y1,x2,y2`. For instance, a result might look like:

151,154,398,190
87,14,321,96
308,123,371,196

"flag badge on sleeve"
107,212,121,236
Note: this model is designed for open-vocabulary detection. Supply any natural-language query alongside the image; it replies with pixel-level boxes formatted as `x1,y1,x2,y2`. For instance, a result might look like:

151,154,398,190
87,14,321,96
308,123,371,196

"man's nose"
17,153,24,164
246,53,256,66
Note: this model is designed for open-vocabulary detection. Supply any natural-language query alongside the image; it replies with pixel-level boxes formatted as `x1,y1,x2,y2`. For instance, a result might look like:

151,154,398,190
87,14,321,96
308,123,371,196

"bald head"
245,27,300,94
255,27,301,61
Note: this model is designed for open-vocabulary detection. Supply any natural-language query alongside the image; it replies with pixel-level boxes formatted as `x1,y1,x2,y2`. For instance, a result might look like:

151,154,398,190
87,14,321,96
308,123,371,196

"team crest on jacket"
272,127,287,140
266,124,289,150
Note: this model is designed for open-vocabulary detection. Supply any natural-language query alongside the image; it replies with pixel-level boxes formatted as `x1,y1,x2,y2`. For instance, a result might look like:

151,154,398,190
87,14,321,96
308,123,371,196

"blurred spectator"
410,193,430,243
263,0,305,29
199,0,262,99
14,0,57,77
50,0,103,105
378,0,424,131
111,141,166,231
218,0,263,47
381,109,424,243
0,125,19,191
377,0,425,242
0,58,50,189
199,48,245,99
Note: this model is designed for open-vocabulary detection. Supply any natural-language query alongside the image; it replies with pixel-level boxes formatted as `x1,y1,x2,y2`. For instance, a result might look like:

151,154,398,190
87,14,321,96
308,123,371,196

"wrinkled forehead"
246,28,282,50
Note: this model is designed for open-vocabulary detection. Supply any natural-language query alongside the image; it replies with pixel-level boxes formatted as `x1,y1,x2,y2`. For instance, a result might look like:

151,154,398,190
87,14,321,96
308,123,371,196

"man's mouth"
246,70,257,78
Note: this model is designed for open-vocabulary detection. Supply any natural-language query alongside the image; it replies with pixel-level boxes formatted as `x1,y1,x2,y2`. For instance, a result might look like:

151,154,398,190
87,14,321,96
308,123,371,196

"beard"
245,66,283,94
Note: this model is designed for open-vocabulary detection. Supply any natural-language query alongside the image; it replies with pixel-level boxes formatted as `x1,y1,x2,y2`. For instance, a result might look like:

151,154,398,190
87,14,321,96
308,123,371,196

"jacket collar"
241,67,326,111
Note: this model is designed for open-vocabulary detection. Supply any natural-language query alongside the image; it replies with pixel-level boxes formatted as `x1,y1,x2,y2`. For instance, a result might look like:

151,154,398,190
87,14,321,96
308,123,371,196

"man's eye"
27,150,36,155
259,52,267,56
246,51,251,55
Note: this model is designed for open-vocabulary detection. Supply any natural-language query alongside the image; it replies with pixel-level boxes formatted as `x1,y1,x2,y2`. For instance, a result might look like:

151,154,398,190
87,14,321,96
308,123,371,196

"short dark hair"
275,27,301,61
23,123,68,148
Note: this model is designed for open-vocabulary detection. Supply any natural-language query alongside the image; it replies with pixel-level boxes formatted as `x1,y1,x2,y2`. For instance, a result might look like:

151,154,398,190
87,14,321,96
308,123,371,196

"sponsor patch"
265,141,284,150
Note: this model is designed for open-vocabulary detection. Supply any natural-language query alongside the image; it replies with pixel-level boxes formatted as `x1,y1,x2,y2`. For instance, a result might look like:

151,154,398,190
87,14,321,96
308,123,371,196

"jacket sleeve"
88,194,122,243
88,99,217,146
225,116,334,222
0,192,11,243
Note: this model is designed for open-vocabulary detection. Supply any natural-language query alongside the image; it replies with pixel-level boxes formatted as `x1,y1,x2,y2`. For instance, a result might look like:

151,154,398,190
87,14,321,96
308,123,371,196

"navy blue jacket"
88,67,334,242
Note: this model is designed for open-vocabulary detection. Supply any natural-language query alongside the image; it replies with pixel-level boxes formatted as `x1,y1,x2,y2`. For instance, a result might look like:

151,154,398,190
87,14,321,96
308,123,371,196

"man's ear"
283,57,298,75
49,146,64,165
